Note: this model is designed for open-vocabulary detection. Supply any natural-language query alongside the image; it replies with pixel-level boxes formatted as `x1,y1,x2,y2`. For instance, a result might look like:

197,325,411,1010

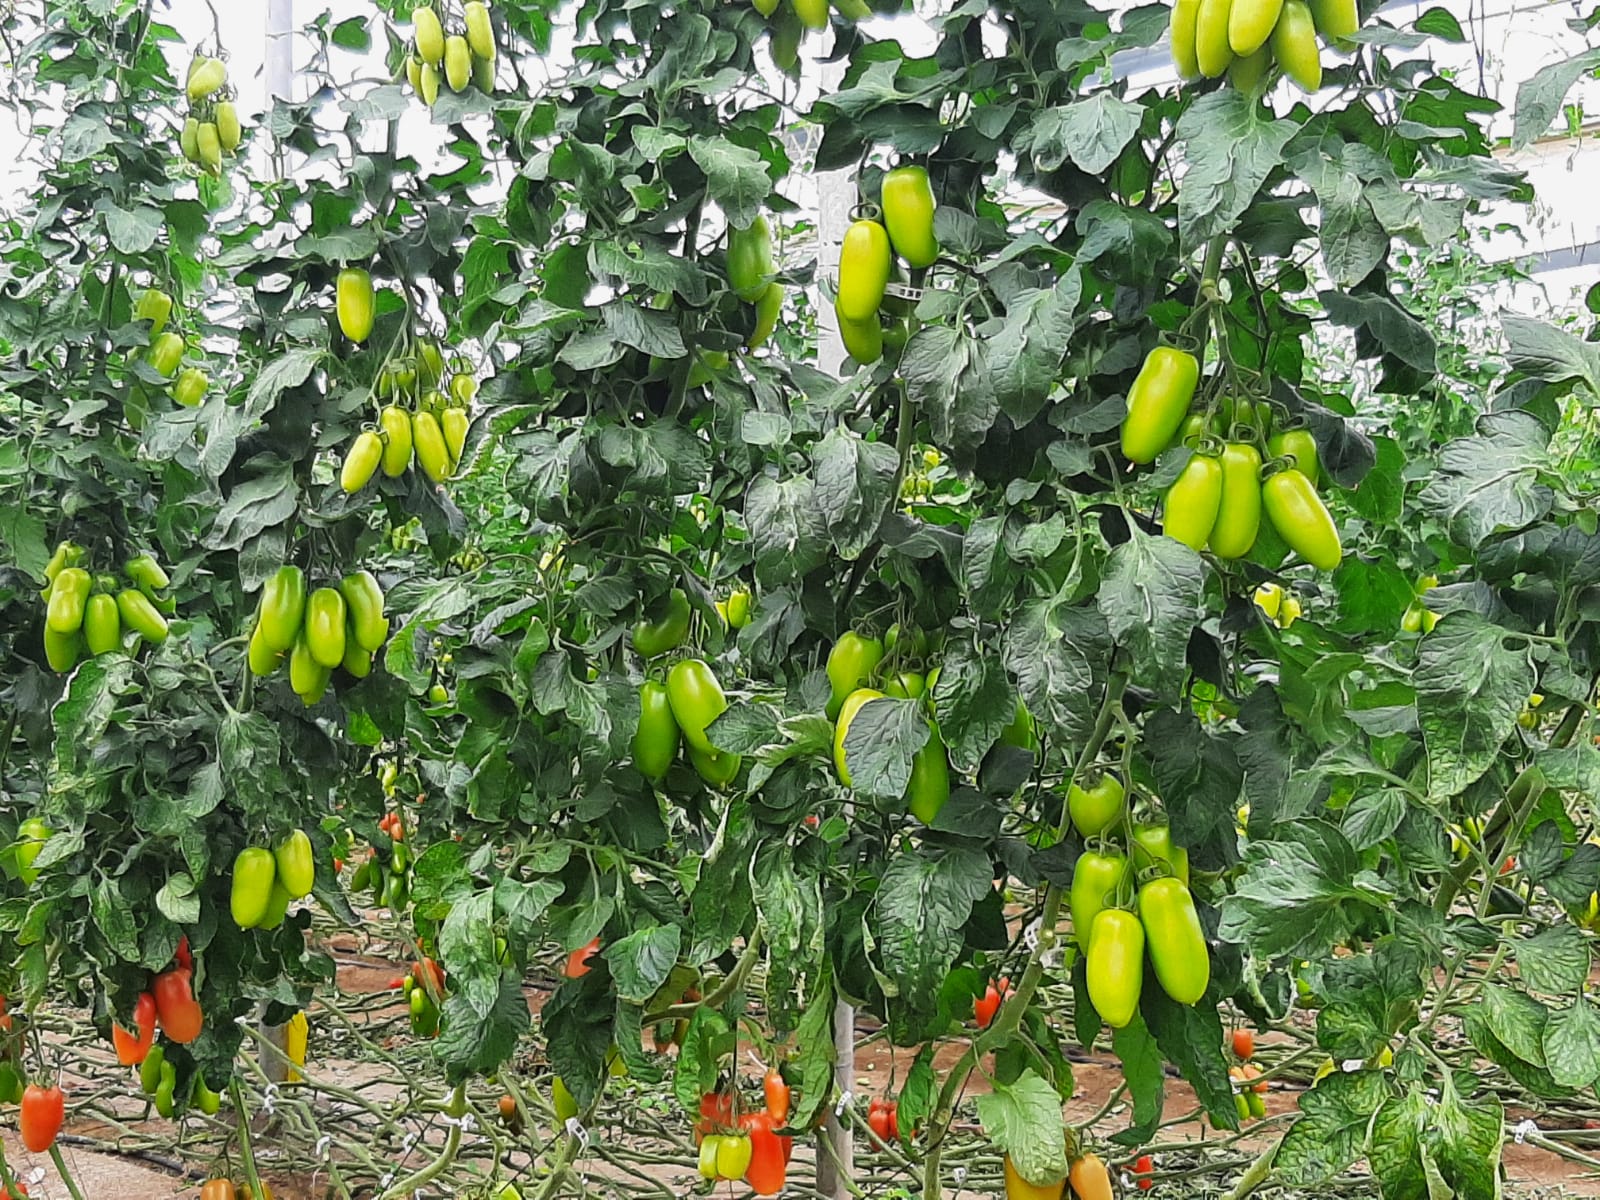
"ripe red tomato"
1132,1154,1155,1191
19,1082,64,1152
973,979,1010,1029
1231,1028,1255,1060
564,936,601,979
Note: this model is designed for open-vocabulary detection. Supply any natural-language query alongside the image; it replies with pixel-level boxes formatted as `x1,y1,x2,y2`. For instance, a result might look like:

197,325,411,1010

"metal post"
265,0,294,103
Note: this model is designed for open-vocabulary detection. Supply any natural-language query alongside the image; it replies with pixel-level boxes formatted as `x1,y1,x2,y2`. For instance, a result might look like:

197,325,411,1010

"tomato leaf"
1108,1015,1164,1146
812,427,898,560
604,924,683,1004
1273,1069,1387,1185
841,696,928,801
673,1003,733,1112
974,1069,1068,1186
1417,413,1555,548
754,844,821,1034
1415,612,1536,799
1174,90,1295,249
874,846,992,1038
1098,526,1206,699
1516,923,1591,997
1217,821,1380,959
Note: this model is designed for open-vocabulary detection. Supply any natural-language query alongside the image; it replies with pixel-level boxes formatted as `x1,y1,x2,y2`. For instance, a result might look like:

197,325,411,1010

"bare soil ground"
6,937,1597,1199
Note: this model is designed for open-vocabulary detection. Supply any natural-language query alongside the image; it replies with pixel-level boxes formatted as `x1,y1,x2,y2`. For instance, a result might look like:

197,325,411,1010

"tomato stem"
376,1081,468,1199
49,1142,86,1200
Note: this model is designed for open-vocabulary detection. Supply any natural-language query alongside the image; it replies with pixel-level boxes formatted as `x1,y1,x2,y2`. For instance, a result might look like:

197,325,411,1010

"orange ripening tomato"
112,991,158,1065
1068,1153,1113,1200
764,1068,791,1124
19,1083,64,1152
563,936,601,979
1232,1028,1255,1060
973,978,1010,1029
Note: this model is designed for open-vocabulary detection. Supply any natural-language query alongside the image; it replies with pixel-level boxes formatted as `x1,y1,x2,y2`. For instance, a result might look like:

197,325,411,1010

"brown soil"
10,940,1598,1199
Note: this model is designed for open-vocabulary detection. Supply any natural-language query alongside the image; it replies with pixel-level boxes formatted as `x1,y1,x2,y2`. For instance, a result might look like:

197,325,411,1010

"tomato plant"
0,0,1598,1196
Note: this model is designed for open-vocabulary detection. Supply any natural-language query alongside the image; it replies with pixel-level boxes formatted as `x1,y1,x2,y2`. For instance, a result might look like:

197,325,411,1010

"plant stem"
50,1142,87,1200
231,1076,269,1200
377,1082,468,1199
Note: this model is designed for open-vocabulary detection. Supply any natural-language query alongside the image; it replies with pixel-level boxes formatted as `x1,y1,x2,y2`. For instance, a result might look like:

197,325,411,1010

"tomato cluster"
402,959,446,1039
39,542,173,673
177,55,243,175
1072,814,1209,1028
351,810,414,912
833,169,938,366
726,216,784,352
340,320,474,490
248,566,390,704
691,1075,794,1194
134,288,211,407
229,829,317,931
1170,0,1356,90
403,2,498,106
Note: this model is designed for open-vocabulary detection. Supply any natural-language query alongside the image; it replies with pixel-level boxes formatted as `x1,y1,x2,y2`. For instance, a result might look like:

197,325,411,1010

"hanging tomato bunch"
247,567,390,703
177,54,243,174
39,543,173,672
402,1,498,106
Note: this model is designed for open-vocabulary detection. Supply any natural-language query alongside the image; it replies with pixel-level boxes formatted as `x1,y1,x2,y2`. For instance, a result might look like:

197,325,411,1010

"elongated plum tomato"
1193,0,1234,76
633,588,690,658
1267,428,1320,488
666,659,733,760
825,631,884,719
1264,468,1342,570
1272,0,1323,92
1168,0,1202,77
1120,347,1200,463
1163,452,1223,551
1310,0,1359,45
907,724,950,824
564,936,600,979
1228,0,1284,55
1070,848,1129,949
257,565,307,653
727,216,775,303
880,166,939,269
1139,876,1211,1005
1208,442,1263,559
836,220,892,324
1086,908,1144,1028
633,680,681,781
336,268,375,343
1067,772,1125,838
1003,1155,1065,1200
340,570,389,653
1068,1154,1114,1200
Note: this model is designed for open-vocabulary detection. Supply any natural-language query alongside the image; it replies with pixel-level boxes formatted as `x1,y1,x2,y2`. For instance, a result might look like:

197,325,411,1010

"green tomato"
836,219,891,323
880,166,939,269
633,588,691,658
1120,347,1199,464
907,724,950,825
666,658,731,758
1208,442,1263,560
832,688,884,787
1263,468,1342,571
1070,848,1130,949
1138,877,1211,1005
1267,428,1319,489
715,1133,754,1180
1163,452,1224,552
1131,823,1188,883
1271,0,1323,91
16,817,51,885
825,631,884,720
633,680,681,782
1068,773,1126,839
1085,908,1144,1028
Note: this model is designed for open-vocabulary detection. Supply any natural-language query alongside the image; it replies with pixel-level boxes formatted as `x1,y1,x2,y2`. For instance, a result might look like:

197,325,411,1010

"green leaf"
1319,291,1437,374
1097,525,1206,699
673,1003,733,1112
688,136,771,229
788,975,837,1130
98,200,164,254
745,475,830,586
92,877,139,962
244,346,323,417
974,1069,1068,1186
1429,1080,1502,1200
604,924,683,1004
1025,93,1143,175
1109,1016,1164,1145
155,873,201,925
1542,997,1600,1087
0,507,50,581
1366,1087,1430,1200
812,427,898,560
1516,923,1591,996
1414,612,1536,799
841,695,930,802
1216,821,1383,958
1417,413,1554,547
1174,90,1296,249
930,640,1016,773
753,843,821,1033
1074,199,1172,279
1502,312,1600,397
1002,599,1111,752
1512,47,1600,151
1142,986,1235,1126
206,464,299,552
1273,1069,1387,1185
988,272,1081,425
900,324,998,451
437,973,532,1081
875,846,993,1035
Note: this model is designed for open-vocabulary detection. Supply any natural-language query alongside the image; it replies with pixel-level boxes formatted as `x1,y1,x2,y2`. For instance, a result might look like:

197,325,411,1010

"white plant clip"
566,1116,589,1148
1513,1118,1538,1144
